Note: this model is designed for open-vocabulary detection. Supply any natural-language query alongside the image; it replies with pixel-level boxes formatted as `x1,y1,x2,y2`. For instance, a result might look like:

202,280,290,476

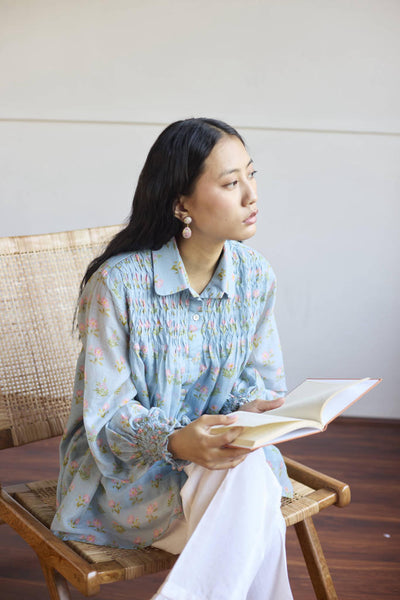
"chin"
238,227,257,242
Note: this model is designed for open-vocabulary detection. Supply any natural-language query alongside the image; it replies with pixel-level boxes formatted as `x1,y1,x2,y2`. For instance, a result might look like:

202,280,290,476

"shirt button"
192,314,200,321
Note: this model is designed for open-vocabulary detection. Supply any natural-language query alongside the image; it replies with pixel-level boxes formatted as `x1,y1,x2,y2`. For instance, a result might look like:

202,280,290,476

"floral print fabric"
51,238,293,549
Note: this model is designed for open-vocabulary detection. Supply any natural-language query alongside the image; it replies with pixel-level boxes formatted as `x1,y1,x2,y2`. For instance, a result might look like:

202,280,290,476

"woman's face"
179,135,258,246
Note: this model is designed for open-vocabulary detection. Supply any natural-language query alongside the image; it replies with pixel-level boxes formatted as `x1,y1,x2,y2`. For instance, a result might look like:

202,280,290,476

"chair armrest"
284,456,351,507
0,487,100,595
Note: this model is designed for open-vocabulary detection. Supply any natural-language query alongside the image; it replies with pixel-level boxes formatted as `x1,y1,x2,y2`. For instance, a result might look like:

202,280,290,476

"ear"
173,196,190,222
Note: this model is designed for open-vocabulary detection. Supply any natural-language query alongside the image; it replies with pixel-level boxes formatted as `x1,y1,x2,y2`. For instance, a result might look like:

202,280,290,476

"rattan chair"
0,226,350,600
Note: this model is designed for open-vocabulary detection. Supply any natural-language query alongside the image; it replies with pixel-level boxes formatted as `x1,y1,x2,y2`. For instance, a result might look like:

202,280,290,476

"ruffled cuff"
219,394,250,414
131,412,190,471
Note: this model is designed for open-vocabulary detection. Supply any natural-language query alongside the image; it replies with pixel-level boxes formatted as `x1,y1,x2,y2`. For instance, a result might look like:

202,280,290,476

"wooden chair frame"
0,226,351,600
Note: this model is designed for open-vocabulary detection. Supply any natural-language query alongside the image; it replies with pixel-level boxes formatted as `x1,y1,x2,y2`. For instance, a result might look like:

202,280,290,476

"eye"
224,180,238,189
248,170,258,179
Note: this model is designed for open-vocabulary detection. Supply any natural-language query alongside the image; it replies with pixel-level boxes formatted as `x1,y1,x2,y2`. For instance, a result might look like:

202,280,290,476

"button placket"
187,298,203,360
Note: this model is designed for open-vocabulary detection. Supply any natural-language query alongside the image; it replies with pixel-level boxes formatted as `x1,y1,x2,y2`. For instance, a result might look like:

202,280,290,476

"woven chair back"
0,226,120,449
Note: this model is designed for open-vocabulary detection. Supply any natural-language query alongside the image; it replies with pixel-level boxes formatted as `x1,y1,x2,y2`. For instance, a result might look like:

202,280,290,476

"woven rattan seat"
0,226,350,599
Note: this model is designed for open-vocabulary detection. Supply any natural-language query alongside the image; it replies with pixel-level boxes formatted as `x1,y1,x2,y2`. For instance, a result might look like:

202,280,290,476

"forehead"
203,135,250,176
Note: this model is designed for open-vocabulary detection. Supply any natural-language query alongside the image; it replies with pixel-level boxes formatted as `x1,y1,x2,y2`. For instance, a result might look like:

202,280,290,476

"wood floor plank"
1,417,399,599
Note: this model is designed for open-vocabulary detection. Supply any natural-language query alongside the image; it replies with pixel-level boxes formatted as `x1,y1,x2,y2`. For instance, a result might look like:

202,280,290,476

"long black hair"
80,118,245,294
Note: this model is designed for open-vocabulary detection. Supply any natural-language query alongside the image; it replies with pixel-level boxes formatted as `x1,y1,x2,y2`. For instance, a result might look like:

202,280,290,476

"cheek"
216,205,236,223
205,198,230,217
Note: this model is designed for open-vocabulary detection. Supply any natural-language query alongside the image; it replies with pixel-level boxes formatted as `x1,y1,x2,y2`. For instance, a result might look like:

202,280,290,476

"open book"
213,378,381,449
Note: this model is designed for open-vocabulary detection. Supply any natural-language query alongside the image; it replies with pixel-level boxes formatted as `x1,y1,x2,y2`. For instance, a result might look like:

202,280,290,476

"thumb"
256,397,285,412
200,413,238,430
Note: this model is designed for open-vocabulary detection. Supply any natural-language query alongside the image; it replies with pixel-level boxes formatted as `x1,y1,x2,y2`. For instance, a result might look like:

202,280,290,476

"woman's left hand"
239,397,285,413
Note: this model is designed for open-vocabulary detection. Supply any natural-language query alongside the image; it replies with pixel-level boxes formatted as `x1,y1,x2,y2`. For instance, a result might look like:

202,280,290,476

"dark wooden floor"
0,418,399,599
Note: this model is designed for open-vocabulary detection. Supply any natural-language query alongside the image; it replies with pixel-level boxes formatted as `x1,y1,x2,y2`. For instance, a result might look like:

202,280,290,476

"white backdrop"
1,0,399,417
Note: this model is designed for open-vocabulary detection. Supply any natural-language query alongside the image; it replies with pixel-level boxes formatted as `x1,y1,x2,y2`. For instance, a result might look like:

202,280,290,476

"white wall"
1,0,399,418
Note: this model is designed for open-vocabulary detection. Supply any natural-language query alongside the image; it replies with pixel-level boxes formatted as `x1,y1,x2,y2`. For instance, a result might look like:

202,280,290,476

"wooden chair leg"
294,517,338,600
39,559,72,600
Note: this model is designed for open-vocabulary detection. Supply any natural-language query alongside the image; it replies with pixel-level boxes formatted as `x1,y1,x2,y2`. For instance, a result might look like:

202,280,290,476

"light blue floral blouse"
51,238,293,549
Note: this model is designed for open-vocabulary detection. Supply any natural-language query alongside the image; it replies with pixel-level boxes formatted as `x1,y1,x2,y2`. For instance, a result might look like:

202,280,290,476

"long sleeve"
77,267,185,479
220,264,286,414
243,267,287,398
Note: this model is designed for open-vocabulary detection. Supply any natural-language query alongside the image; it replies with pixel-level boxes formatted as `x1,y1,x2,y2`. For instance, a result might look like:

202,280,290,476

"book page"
319,378,380,424
233,425,322,448
226,416,322,449
216,411,313,429
266,379,362,423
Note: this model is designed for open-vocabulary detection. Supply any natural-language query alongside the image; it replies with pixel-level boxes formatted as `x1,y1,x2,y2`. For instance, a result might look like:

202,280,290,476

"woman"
52,118,294,599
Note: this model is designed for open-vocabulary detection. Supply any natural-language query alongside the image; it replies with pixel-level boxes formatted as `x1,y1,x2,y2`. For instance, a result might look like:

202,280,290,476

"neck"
176,236,225,294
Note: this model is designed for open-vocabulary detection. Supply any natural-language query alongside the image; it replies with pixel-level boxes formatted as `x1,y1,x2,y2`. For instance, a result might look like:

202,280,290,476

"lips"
243,209,258,225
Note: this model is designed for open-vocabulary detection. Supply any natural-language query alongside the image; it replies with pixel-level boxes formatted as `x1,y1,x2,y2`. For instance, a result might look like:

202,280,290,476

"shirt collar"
152,238,234,299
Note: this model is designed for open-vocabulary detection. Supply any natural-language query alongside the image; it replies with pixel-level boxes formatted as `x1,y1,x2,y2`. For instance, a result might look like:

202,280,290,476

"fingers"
200,446,251,470
199,413,238,428
196,413,242,448
206,425,244,449
240,397,285,413
209,454,249,470
194,421,251,469
167,413,250,470
265,397,285,410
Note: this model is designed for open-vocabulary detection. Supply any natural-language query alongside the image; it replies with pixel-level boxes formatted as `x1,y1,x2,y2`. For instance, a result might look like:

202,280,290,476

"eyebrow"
218,158,254,178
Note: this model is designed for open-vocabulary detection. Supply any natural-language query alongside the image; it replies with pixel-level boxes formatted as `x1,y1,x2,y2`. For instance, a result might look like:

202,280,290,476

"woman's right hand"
167,414,251,470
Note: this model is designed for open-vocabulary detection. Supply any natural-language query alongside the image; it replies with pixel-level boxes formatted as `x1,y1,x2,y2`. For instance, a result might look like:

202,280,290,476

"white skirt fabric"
151,448,293,600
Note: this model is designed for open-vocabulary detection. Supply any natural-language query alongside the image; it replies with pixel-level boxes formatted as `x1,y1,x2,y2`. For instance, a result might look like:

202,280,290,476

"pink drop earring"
182,216,192,239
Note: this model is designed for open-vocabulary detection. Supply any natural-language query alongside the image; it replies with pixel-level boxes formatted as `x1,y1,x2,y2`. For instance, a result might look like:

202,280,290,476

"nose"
242,180,257,206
